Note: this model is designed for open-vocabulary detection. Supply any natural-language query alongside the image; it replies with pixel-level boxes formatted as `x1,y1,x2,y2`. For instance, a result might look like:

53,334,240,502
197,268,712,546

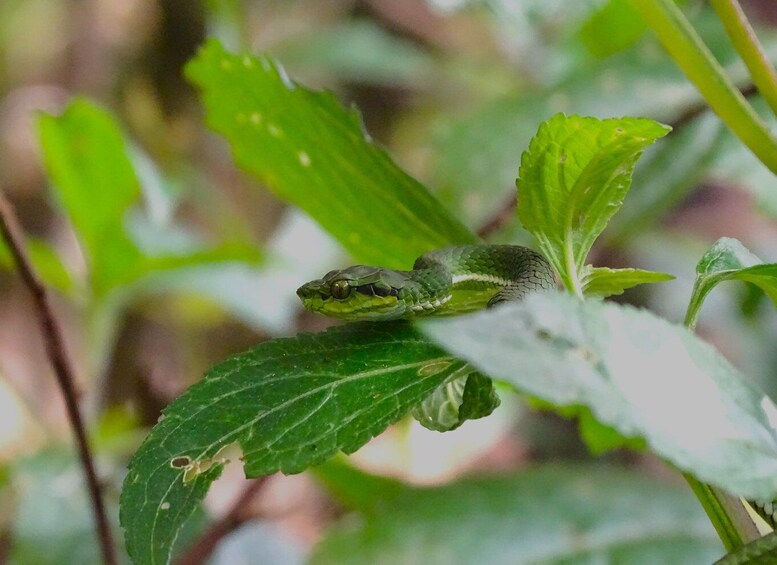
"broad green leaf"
185,39,476,270
421,292,777,500
120,323,466,565
581,266,674,298
686,237,777,330
38,99,144,295
517,114,670,293
310,465,721,565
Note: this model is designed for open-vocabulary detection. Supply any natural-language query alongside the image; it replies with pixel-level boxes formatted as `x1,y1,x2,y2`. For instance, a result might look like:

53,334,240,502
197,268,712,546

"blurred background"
1,0,777,563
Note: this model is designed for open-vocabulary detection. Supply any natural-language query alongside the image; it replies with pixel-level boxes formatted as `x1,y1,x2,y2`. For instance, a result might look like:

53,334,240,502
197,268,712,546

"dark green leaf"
310,465,721,565
120,323,466,565
185,39,476,270
686,237,777,329
421,292,777,500
581,266,674,298
411,371,500,432
516,114,670,292
38,99,143,294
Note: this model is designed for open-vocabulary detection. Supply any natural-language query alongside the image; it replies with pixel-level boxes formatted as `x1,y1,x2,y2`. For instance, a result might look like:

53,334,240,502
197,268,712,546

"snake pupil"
330,280,351,300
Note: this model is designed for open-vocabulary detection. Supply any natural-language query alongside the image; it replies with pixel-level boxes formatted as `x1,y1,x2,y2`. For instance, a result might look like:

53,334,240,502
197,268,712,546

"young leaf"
581,266,674,298
120,323,466,565
686,237,777,329
411,372,500,432
310,465,721,564
516,114,670,295
185,39,477,270
38,99,143,295
421,292,777,501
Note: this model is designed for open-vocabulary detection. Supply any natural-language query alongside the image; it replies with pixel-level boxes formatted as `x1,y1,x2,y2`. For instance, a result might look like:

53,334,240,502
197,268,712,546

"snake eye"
330,280,351,300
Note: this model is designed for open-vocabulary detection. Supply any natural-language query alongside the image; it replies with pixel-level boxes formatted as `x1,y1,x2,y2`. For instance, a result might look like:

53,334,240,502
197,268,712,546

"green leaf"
411,371,500,432
120,323,466,565
581,266,674,298
185,39,476,270
421,292,777,501
686,237,777,330
38,99,143,295
579,0,646,57
0,238,73,294
310,465,721,564
516,114,670,294
312,457,408,515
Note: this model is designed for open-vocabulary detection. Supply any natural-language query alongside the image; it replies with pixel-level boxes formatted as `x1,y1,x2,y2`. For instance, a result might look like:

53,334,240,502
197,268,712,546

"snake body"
297,245,555,321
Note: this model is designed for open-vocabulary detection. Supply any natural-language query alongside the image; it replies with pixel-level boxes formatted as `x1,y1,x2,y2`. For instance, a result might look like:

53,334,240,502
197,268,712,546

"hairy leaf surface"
422,292,777,500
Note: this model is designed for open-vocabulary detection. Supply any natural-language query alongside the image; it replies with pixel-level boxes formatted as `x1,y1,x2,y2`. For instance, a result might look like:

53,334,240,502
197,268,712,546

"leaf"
516,114,670,292
581,266,674,298
38,99,144,295
0,239,73,294
310,465,722,565
120,323,466,565
185,39,477,270
421,292,777,501
579,0,646,57
411,371,500,432
687,238,777,330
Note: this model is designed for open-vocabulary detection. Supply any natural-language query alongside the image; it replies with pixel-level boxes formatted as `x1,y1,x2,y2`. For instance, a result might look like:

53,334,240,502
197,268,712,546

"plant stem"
681,275,761,550
710,0,777,118
0,190,117,565
629,0,777,176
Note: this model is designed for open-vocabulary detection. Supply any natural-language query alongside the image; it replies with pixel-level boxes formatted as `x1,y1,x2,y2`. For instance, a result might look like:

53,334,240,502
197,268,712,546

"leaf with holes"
120,323,466,565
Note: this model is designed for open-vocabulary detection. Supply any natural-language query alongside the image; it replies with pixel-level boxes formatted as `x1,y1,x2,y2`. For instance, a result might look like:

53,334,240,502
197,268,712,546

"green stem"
682,279,761,549
710,0,777,118
629,0,777,176
684,473,761,552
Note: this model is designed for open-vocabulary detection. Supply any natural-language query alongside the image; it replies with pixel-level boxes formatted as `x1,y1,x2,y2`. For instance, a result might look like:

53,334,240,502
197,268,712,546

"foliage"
2,0,777,564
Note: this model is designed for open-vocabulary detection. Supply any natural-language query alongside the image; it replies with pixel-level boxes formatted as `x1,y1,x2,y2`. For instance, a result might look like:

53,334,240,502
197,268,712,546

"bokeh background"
0,0,776,563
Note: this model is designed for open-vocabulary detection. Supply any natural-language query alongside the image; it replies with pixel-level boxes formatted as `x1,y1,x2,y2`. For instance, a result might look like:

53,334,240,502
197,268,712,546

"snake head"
296,265,406,321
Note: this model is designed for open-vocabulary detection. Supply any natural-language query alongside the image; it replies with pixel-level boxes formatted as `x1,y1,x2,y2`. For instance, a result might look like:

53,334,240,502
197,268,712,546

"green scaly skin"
297,245,555,321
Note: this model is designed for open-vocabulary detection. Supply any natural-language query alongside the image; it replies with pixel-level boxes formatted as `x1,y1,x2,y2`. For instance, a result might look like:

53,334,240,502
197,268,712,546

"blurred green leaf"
581,266,674,298
0,238,73,294
421,292,777,500
310,465,721,564
312,458,408,515
38,99,143,295
10,451,126,565
120,322,468,565
579,0,645,57
276,19,434,87
185,39,476,270
686,237,777,330
516,114,670,294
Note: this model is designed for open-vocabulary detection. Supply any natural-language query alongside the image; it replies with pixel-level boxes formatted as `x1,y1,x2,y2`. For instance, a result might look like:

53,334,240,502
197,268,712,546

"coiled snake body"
297,245,555,321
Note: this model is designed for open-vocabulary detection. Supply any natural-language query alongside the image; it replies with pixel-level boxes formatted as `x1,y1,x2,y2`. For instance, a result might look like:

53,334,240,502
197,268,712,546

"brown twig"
174,477,270,565
0,190,117,565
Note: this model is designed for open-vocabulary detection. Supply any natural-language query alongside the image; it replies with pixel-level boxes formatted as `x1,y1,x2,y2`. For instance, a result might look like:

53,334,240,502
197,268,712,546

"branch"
0,190,117,565
174,477,270,565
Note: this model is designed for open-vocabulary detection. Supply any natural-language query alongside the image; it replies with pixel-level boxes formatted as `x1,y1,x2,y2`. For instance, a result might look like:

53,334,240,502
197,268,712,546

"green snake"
296,244,555,321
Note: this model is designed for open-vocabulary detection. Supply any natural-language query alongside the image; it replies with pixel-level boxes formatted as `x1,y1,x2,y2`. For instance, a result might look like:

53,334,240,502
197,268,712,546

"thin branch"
0,190,117,565
710,0,777,118
174,477,270,565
